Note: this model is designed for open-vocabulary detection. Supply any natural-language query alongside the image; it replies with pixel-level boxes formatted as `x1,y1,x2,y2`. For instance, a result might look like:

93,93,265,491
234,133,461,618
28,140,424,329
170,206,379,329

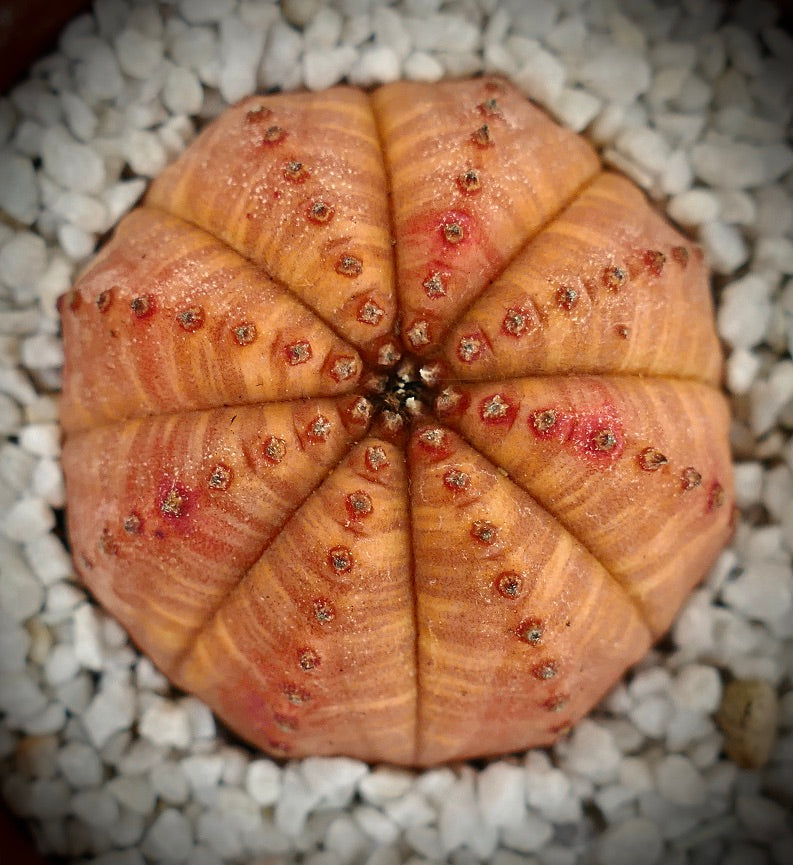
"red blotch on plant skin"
404,209,480,262
528,404,624,466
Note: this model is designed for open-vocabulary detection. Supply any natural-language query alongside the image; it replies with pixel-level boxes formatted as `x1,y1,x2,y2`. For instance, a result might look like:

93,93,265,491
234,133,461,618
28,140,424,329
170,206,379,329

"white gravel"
1,0,792,864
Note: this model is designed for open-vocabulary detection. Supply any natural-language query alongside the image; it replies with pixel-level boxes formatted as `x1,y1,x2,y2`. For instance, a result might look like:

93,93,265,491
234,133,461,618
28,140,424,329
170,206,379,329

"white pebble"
353,804,400,845
733,462,764,508
0,392,21,435
654,111,706,146
139,697,193,749
0,672,48,724
406,14,480,53
162,66,203,115
372,6,412,59
58,223,96,260
514,48,566,106
722,560,793,625
82,678,137,748
51,191,108,233
150,760,190,805
24,533,72,585
718,273,773,348
260,21,303,90
73,602,106,671
716,189,757,225
107,774,157,815
124,129,168,177
56,740,103,788
276,765,322,837
659,149,694,196
655,754,707,806
615,126,671,176
628,694,675,738
727,347,761,395
755,236,793,274
692,140,793,189
102,178,147,223
755,185,792,237
26,777,71,819
2,497,55,542
115,28,164,79
181,753,224,791
218,18,264,103
178,0,234,25
0,548,43,621
0,611,30,672
182,696,216,741
246,759,281,806
74,37,125,102
143,808,194,862
674,72,713,112
511,0,559,37
42,126,106,193
71,787,121,828
546,15,586,53
0,154,38,224
500,812,554,854
548,87,602,132
60,91,97,141
700,221,749,275
560,720,622,783
19,423,60,458
349,45,401,87
579,48,651,103
281,0,320,28
44,643,80,685
403,51,444,82
595,817,663,865
20,333,63,372
304,45,358,91
0,232,48,299
476,762,526,828
304,6,343,48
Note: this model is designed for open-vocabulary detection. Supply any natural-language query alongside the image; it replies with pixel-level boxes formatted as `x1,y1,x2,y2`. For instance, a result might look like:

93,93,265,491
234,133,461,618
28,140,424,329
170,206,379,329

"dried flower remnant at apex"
59,78,733,768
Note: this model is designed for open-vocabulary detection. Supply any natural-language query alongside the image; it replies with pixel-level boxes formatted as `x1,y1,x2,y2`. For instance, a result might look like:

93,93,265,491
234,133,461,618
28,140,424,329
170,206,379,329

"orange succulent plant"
59,77,733,767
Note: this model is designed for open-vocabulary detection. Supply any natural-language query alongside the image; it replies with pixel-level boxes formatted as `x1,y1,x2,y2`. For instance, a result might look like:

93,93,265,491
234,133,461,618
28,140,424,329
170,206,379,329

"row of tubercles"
417,426,569,728
72,284,365,385
244,102,384,331
405,90,507,352
271,444,390,752
454,240,695,364
86,407,379,567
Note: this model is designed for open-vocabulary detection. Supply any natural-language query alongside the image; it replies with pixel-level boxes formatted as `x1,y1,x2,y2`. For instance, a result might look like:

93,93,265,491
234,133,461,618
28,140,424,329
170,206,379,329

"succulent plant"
59,78,733,767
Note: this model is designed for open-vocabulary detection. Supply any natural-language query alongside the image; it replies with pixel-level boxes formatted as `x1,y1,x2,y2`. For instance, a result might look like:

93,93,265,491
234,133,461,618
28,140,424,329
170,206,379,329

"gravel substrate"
1,0,793,863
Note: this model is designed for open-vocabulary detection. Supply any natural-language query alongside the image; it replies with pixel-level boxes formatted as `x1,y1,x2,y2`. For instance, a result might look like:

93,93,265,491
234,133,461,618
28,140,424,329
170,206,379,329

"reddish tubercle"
528,405,624,466
328,546,353,573
157,478,192,522
495,571,523,599
130,294,156,319
365,445,389,473
96,288,114,313
443,467,471,493
345,490,373,521
415,427,453,459
285,340,312,365
479,393,518,428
